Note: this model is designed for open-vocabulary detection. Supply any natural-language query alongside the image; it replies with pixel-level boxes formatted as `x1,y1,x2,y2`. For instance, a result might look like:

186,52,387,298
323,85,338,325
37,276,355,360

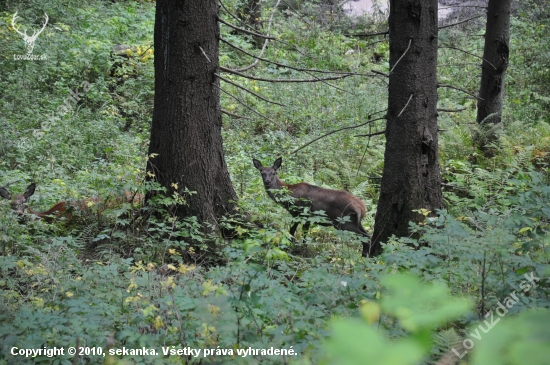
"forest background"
0,0,549,364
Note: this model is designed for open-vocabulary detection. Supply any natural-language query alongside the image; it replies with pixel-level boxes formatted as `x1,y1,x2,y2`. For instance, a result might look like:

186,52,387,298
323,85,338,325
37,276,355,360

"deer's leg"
289,221,299,237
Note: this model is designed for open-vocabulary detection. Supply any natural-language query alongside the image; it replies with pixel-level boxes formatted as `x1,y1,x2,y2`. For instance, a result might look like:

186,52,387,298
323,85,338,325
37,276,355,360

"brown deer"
253,157,372,257
0,183,142,222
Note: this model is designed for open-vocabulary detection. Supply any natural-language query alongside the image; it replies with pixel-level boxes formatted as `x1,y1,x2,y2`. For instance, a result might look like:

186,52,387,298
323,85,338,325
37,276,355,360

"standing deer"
0,183,142,222
253,157,372,257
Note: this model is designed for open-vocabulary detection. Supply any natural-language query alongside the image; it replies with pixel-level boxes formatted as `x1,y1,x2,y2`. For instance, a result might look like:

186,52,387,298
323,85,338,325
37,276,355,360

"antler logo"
11,12,49,54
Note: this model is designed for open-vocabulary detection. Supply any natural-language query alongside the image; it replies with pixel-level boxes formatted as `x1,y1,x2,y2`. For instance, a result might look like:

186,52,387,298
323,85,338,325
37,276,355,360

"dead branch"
216,73,285,106
437,107,467,113
281,0,314,28
439,45,496,70
199,46,211,63
216,84,296,140
438,14,484,30
219,0,250,29
217,18,276,40
354,130,386,137
234,0,281,72
222,109,250,119
390,38,412,74
438,83,483,100
292,115,386,154
220,38,372,76
302,70,356,95
398,94,414,117
344,30,389,37
371,69,389,78
220,66,353,83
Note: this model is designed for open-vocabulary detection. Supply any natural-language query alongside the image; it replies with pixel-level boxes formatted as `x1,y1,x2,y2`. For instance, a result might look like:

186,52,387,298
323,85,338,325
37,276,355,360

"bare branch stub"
397,94,414,118
390,38,412,75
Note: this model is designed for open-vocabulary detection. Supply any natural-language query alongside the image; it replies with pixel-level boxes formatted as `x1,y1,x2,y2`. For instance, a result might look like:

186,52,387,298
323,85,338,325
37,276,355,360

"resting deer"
0,183,142,222
253,157,372,256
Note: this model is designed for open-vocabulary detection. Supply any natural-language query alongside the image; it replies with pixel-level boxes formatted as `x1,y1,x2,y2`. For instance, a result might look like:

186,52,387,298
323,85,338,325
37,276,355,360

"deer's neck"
266,177,287,201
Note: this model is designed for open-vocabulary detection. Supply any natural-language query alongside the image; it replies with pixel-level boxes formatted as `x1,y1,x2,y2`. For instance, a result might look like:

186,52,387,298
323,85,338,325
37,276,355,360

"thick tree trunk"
147,0,237,233
371,0,443,256
475,0,511,154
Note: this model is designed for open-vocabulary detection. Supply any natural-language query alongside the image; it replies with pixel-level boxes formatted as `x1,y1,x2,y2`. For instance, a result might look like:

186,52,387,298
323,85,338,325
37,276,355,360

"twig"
390,38,412,74
303,70,356,95
438,83,483,100
354,130,386,137
398,94,413,118
344,30,389,37
220,66,353,83
234,0,281,72
281,0,314,28
292,115,386,154
438,14,484,30
440,45,496,69
219,0,249,28
437,107,466,113
216,84,295,141
222,109,250,119
216,73,285,106
220,38,371,76
371,69,389,78
218,17,276,40
199,46,211,63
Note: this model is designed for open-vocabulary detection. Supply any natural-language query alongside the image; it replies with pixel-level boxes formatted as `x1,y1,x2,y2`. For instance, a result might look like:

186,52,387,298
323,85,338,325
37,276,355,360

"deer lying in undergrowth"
0,183,142,223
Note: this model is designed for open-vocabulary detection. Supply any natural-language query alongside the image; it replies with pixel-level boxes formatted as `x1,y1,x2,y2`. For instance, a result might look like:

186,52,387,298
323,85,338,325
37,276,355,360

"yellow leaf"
127,278,138,292
519,227,532,234
178,264,196,275
65,292,74,298
154,316,164,330
359,301,380,324
208,304,221,317
161,276,176,290
202,279,217,296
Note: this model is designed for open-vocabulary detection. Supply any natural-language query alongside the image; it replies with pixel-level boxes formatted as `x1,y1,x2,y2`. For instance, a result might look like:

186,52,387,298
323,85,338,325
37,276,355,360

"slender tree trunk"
475,0,511,155
147,0,237,234
239,0,262,47
371,0,442,256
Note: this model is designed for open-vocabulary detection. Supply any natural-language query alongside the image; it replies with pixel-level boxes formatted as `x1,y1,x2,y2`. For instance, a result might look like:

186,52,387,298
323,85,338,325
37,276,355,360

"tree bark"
147,0,237,234
239,0,262,47
475,0,511,155
371,0,443,256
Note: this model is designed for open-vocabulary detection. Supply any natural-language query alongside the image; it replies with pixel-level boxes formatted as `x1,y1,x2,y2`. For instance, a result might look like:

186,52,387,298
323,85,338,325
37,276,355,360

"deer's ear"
0,187,11,200
252,159,263,170
23,183,36,199
273,157,282,170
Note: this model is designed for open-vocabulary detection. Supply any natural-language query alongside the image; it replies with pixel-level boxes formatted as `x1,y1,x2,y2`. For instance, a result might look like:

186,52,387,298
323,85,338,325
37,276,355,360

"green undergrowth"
1,0,550,364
